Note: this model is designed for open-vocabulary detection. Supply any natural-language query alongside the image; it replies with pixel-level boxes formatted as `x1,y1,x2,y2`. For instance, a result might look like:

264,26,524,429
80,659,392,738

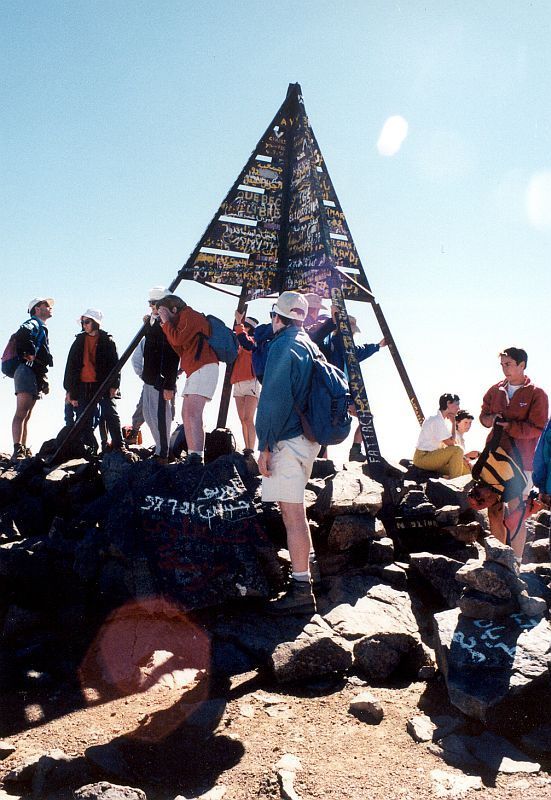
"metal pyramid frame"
52,83,423,477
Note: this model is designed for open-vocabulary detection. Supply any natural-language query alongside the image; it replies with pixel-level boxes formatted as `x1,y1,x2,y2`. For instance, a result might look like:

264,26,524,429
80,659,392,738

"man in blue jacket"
256,291,319,616
11,296,54,461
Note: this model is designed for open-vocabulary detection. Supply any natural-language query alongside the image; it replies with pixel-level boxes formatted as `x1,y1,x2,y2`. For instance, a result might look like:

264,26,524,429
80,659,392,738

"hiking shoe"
185,452,203,466
349,445,366,463
24,447,33,458
267,579,317,616
243,448,254,457
152,455,169,465
309,558,322,589
10,443,26,463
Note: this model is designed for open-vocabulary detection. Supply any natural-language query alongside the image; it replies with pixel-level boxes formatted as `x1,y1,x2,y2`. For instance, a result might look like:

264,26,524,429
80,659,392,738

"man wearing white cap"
256,290,319,615
63,308,124,453
11,297,54,461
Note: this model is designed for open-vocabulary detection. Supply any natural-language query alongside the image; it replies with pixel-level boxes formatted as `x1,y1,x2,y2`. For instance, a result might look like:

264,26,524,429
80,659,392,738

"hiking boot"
349,443,366,463
267,579,317,616
185,452,203,466
152,455,169,465
24,447,32,458
10,443,26,463
309,558,322,589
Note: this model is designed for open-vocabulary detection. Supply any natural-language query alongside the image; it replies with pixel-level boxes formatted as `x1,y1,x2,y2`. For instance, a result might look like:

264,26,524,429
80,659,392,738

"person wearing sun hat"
256,290,320,616
63,307,124,454
232,310,261,454
10,296,55,462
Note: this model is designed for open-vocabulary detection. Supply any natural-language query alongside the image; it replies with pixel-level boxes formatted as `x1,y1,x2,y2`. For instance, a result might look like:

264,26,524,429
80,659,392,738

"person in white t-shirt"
413,393,469,478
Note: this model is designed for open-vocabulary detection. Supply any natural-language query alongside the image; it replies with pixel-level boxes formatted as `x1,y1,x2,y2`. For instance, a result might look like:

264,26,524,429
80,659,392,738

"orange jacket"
480,377,549,470
161,307,218,378
230,323,256,384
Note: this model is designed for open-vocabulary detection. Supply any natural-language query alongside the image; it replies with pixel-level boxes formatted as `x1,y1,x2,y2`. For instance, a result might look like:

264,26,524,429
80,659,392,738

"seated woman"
413,393,470,478
455,409,480,472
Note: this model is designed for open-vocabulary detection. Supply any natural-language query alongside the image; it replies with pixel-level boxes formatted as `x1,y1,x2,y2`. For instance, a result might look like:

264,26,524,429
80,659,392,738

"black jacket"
64,330,120,399
142,318,179,391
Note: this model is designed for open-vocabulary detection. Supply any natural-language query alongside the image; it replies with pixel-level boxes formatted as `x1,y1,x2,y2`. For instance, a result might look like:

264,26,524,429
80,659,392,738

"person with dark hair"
256,291,319,616
63,308,124,454
157,294,219,465
232,311,260,455
136,287,180,463
480,347,548,559
455,409,479,473
11,297,54,461
413,393,468,478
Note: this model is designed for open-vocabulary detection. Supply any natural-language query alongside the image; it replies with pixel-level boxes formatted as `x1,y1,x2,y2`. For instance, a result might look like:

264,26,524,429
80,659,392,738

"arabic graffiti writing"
451,612,540,664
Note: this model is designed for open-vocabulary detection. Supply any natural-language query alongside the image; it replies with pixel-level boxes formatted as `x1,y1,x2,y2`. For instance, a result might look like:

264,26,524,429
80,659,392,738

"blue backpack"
298,342,353,446
1,318,46,378
195,315,239,364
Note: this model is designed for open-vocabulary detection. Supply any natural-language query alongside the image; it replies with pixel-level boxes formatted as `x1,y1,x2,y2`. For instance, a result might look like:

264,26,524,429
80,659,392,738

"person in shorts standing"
11,297,54,461
256,291,319,615
157,295,219,465
232,311,260,455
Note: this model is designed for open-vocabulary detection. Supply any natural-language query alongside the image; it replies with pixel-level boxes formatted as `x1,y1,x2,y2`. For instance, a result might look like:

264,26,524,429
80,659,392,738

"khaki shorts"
262,434,320,504
233,378,260,398
182,363,219,399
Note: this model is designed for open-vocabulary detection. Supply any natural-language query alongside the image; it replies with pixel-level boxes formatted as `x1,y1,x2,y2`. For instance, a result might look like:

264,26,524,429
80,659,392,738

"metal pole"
334,266,424,425
216,285,248,428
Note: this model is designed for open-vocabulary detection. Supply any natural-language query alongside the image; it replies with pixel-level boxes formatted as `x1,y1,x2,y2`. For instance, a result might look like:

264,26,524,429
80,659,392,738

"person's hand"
163,389,174,402
109,388,118,399
330,304,338,322
495,418,511,431
379,338,387,347
258,449,272,477
234,310,245,325
70,398,79,408
158,306,172,324
143,313,151,324
466,450,480,460
24,353,35,362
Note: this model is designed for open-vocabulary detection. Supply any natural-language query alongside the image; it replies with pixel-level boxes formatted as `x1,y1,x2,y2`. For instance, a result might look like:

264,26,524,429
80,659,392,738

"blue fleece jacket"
533,419,551,494
255,325,314,451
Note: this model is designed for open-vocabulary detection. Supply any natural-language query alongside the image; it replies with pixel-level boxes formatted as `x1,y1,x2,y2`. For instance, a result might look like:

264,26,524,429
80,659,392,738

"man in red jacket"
480,346,548,561
158,295,219,465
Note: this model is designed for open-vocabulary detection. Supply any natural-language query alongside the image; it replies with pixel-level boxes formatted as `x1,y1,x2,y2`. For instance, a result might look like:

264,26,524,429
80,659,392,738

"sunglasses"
82,318,94,325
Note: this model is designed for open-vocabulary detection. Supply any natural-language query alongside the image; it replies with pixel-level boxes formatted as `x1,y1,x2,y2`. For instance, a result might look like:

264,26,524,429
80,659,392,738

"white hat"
272,291,308,322
148,286,168,302
244,316,258,329
304,292,328,311
80,308,103,325
28,297,54,315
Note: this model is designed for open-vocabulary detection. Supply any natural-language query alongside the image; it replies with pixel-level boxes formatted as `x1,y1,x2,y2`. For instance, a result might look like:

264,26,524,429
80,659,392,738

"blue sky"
1,1,550,461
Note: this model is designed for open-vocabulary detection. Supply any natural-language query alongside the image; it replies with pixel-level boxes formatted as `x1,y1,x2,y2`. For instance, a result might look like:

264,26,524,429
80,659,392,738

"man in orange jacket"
158,295,219,465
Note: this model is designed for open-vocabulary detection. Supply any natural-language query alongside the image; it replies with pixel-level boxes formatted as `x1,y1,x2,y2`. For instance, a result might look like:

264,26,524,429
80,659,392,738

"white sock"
292,570,310,583
190,450,203,457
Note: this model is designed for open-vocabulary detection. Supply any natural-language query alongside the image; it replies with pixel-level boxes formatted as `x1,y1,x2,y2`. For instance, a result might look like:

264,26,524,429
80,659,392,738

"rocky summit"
1,446,551,798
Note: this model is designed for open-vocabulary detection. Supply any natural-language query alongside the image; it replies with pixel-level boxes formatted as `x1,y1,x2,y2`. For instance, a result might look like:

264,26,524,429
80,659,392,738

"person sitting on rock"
413,393,470,478
455,409,480,472
157,295,219,466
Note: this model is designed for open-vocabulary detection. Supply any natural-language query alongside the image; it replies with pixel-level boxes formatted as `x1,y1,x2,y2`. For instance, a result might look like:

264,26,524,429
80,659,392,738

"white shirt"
416,411,452,452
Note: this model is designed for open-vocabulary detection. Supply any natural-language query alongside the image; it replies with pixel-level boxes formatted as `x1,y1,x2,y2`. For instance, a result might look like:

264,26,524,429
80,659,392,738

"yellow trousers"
413,446,470,479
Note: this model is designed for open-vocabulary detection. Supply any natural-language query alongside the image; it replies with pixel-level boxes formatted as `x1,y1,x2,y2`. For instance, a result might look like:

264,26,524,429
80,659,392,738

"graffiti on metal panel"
179,87,372,301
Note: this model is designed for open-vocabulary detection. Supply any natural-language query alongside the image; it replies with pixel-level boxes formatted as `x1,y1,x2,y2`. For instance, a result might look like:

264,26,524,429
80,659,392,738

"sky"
1,1,550,464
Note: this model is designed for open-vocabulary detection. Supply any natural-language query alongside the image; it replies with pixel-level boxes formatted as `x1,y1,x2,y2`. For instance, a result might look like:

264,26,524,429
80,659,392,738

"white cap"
244,316,259,329
80,308,103,325
28,297,54,315
272,291,308,322
148,286,168,302
304,292,328,311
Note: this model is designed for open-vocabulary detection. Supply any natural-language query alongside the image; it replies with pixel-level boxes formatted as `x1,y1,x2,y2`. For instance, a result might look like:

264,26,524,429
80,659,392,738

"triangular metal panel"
179,84,371,302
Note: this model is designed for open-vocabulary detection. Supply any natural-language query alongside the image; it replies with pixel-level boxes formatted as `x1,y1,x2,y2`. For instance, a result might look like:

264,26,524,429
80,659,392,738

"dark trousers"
76,383,123,449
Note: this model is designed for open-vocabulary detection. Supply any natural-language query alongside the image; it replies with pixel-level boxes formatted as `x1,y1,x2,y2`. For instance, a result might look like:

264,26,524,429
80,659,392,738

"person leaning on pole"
11,296,55,462
256,290,320,616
